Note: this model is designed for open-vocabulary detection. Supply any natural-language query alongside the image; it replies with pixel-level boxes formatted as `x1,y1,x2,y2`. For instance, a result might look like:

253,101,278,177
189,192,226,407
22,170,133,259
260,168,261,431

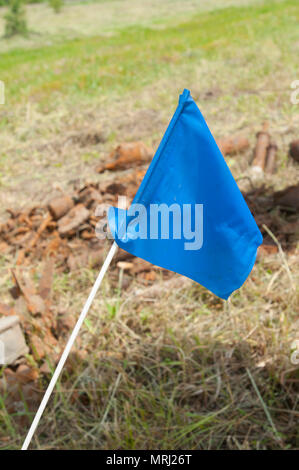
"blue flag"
108,89,262,299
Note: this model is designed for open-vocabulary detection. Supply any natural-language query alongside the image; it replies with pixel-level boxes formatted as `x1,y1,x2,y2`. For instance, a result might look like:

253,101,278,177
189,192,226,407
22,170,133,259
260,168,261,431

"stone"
0,316,29,365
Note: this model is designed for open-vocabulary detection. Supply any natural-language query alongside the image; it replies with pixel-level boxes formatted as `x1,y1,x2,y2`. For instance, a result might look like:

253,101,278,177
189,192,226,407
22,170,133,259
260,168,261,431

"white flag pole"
21,241,118,450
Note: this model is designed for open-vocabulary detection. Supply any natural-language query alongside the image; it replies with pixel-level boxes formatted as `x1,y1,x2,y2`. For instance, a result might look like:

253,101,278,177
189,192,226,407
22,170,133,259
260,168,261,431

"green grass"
0,0,298,107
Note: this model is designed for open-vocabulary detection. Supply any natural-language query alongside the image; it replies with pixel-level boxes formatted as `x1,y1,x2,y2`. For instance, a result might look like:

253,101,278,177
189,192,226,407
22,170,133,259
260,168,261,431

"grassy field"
0,0,298,450
0,0,264,51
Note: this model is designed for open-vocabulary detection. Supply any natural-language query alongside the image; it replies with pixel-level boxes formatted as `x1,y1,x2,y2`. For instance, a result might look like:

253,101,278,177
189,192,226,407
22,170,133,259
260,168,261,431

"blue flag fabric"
108,89,263,299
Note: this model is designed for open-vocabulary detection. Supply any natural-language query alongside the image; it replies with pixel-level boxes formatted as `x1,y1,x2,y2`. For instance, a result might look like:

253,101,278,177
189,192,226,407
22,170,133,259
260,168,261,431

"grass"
2,257,298,449
0,0,264,52
0,0,298,106
0,0,298,450
0,0,298,210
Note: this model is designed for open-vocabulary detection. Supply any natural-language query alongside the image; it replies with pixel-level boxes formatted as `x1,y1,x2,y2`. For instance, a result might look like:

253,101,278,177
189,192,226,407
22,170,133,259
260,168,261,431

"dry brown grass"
6,248,296,449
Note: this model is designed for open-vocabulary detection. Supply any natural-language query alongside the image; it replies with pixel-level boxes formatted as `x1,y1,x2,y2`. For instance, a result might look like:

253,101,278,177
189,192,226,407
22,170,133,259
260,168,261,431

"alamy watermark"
290,80,299,105
290,340,299,365
0,80,4,105
0,339,5,365
95,196,204,250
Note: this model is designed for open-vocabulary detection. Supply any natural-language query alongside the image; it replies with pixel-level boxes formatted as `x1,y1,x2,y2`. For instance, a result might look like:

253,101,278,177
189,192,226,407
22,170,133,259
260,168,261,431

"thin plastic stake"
21,242,118,450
